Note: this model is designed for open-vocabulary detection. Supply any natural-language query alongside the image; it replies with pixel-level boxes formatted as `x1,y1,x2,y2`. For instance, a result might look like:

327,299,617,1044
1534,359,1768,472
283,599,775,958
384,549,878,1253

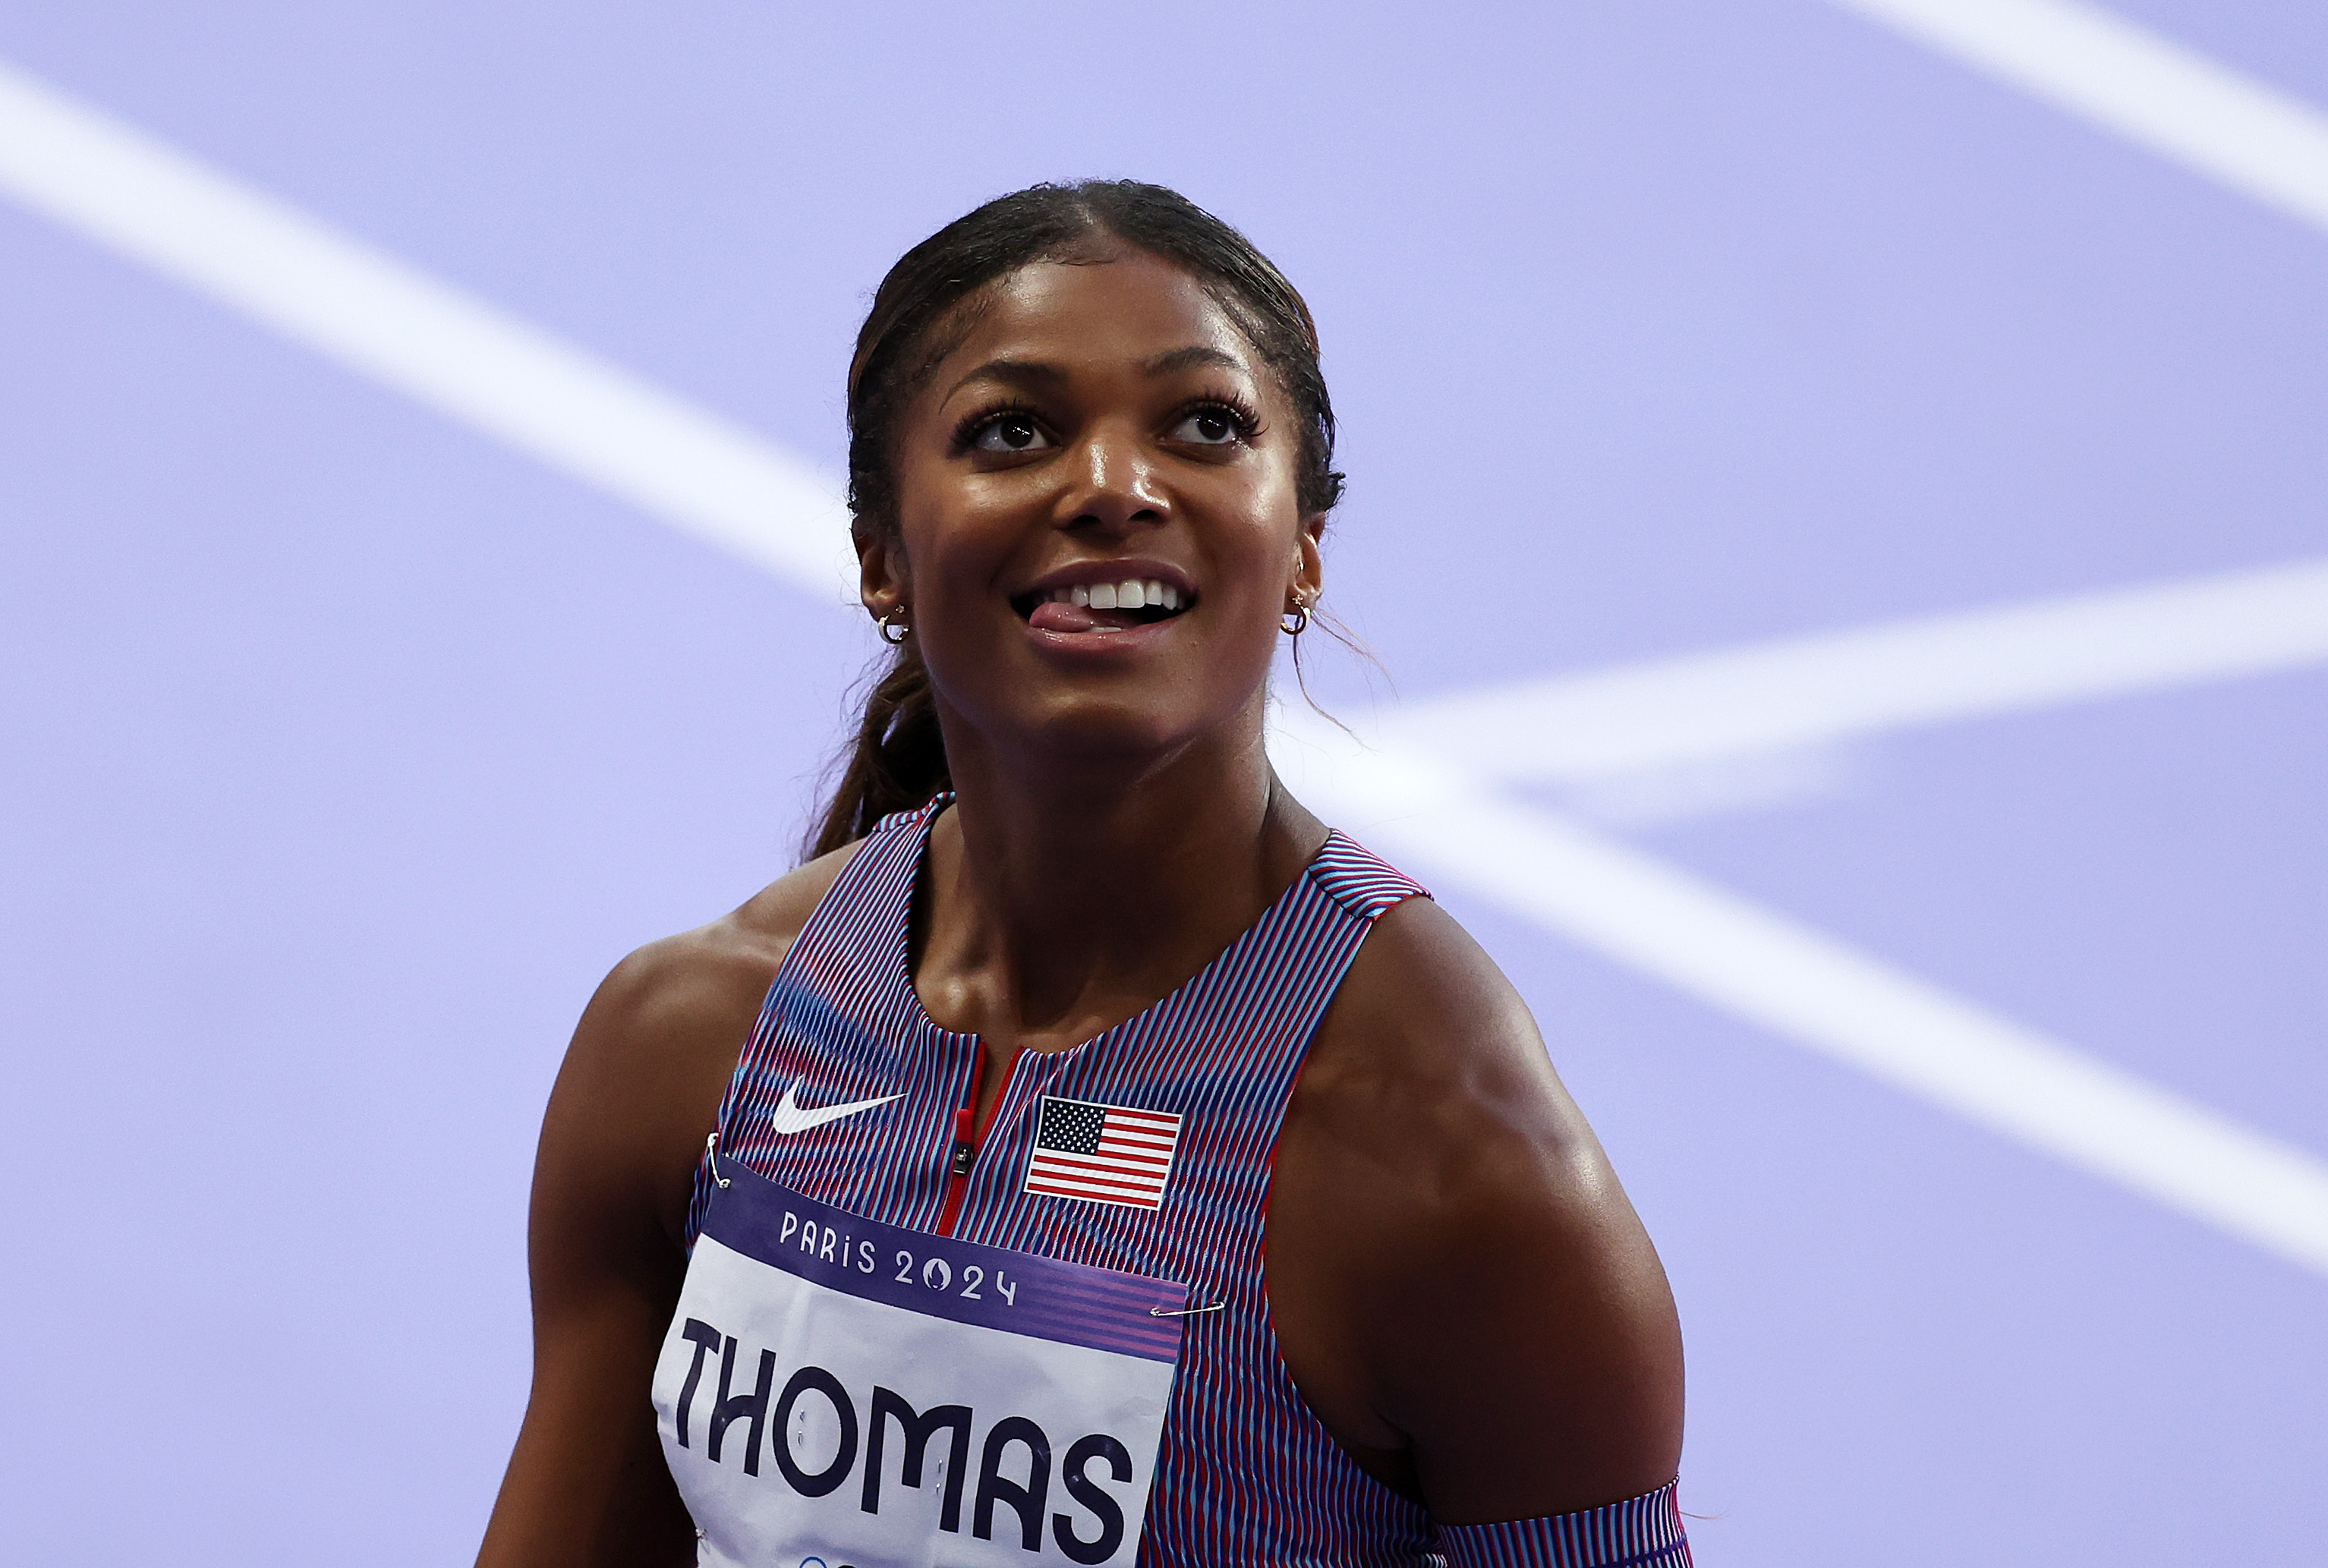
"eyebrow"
943,345,1250,404
943,358,1061,403
1141,345,1246,376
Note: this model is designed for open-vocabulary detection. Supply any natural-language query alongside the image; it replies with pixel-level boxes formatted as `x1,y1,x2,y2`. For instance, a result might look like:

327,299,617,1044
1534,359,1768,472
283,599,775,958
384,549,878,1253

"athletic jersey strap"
1307,830,1432,918
1436,1482,1691,1567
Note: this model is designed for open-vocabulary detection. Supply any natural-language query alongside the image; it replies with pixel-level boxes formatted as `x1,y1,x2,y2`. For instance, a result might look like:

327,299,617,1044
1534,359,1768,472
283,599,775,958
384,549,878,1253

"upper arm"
476,849,855,1566
1268,896,1684,1525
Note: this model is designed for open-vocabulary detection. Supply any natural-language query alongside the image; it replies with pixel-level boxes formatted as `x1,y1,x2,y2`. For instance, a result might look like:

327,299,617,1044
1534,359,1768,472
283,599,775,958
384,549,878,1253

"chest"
713,982,1311,1296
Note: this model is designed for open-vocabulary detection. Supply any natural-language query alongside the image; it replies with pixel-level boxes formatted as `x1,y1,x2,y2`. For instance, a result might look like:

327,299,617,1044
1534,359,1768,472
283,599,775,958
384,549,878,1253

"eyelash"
950,398,1045,453
1174,390,1265,441
949,389,1265,452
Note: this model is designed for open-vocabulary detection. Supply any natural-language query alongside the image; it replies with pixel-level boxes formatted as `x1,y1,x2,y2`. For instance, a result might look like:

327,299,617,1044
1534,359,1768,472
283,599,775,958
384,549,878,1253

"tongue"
1029,601,1141,633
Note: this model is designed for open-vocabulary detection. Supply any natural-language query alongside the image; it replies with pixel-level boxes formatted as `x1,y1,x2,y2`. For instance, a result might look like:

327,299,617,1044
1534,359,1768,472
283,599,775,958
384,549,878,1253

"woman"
477,181,1686,1568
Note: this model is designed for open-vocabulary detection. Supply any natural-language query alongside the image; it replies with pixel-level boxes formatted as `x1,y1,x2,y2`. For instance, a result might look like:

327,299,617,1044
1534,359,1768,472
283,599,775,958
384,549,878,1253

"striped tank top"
685,797,1688,1567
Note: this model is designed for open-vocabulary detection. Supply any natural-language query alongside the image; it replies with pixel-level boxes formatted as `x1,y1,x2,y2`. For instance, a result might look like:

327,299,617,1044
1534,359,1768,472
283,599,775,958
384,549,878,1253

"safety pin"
704,1131,731,1189
1149,1301,1227,1318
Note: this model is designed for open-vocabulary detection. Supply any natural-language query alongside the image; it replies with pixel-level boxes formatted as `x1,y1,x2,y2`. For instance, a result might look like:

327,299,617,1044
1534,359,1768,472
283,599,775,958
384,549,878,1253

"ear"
857,527,910,619
1290,513,1328,609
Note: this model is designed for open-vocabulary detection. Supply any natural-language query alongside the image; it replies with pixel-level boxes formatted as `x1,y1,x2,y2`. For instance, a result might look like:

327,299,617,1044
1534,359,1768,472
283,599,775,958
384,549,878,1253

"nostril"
1069,505,1167,531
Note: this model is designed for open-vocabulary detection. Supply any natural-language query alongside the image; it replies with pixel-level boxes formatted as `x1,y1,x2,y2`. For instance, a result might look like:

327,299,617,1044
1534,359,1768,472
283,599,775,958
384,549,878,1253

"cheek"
896,501,1011,613
1207,500,1303,607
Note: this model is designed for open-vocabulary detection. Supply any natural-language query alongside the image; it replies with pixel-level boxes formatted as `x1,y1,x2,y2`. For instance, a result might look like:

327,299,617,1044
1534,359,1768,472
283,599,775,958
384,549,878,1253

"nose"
1057,418,1166,534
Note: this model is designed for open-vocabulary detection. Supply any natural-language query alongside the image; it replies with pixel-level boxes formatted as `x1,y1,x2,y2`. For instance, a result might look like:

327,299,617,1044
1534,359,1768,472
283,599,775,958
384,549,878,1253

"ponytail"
807,640,950,860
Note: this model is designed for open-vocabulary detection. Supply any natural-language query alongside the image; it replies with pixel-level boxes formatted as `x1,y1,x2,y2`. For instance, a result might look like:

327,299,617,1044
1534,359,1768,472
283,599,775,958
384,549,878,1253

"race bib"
655,1162,1189,1568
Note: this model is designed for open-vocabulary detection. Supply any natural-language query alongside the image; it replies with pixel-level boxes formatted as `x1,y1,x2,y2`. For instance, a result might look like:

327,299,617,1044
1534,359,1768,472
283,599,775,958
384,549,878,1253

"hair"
805,179,1347,861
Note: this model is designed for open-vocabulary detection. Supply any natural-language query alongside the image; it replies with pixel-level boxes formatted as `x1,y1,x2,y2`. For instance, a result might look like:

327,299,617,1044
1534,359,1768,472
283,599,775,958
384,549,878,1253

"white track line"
0,58,851,598
1829,0,2328,235
1272,710,2328,1278
7,56,2323,1275
1394,557,2328,783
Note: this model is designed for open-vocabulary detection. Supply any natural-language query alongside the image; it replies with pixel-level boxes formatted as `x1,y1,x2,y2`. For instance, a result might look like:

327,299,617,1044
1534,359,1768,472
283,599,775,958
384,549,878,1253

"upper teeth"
1051,578,1180,611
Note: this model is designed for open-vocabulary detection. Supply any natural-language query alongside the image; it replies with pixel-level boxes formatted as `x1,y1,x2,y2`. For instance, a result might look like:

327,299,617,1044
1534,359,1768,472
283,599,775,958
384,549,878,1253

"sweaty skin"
476,251,1683,1566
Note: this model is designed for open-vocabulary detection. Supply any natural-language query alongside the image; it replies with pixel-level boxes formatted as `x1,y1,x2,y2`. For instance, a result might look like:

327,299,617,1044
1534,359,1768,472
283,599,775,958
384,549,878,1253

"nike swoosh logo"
768,1079,906,1137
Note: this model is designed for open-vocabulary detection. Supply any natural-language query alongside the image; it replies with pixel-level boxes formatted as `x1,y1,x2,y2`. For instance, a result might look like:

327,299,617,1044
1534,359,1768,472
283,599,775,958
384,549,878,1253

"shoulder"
565,839,857,1107
1271,894,1684,1519
585,840,858,1060
1296,895,1585,1183
536,841,862,1256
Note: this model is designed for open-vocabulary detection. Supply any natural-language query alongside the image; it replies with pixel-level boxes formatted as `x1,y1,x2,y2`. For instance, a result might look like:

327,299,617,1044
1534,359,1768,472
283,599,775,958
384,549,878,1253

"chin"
1029,701,1205,762
978,686,1245,774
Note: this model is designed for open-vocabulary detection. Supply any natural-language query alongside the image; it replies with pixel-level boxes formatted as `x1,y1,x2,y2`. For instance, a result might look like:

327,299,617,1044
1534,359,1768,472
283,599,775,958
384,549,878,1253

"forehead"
938,251,1255,379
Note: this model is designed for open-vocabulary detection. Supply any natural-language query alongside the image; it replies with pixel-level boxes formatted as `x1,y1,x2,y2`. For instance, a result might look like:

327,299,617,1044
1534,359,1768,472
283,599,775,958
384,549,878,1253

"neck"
915,701,1326,1047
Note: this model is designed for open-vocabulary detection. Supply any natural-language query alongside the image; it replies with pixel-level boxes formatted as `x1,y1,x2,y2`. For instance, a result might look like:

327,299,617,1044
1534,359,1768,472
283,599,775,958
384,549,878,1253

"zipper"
936,1045,1016,1236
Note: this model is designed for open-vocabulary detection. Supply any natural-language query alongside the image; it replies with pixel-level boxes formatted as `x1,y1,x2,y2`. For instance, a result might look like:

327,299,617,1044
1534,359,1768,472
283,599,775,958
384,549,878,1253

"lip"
1022,614,1186,656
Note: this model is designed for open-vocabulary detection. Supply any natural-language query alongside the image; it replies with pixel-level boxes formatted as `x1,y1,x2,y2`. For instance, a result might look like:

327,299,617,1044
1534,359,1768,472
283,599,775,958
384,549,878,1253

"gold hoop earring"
1280,602,1311,637
877,606,910,644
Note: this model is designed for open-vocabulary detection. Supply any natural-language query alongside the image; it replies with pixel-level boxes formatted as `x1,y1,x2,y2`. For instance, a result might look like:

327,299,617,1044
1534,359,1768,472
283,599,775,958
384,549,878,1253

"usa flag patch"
1023,1096,1183,1210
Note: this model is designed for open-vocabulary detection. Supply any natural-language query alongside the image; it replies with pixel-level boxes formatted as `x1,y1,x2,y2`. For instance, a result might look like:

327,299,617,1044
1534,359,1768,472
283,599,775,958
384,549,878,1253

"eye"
972,411,1053,454
1170,405,1245,446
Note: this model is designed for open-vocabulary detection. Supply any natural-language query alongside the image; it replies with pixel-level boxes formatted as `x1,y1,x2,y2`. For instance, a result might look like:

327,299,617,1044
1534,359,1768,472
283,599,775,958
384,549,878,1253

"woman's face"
868,247,1322,767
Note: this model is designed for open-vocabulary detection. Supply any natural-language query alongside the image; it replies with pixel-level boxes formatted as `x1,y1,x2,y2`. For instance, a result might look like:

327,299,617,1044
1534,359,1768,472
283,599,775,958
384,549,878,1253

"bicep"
477,1248,698,1567
476,958,736,1567
476,1154,699,1563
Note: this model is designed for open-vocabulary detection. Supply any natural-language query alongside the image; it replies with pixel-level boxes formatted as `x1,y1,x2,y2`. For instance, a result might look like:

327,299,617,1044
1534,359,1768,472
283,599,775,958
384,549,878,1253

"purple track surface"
2,4,2321,1563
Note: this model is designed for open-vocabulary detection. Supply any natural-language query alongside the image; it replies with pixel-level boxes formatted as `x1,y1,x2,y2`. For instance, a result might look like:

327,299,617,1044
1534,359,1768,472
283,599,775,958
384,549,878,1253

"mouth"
1010,573,1198,636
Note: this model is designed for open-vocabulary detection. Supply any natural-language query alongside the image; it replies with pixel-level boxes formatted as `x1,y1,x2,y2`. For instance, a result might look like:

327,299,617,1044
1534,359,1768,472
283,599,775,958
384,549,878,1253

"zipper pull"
948,1106,977,1176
